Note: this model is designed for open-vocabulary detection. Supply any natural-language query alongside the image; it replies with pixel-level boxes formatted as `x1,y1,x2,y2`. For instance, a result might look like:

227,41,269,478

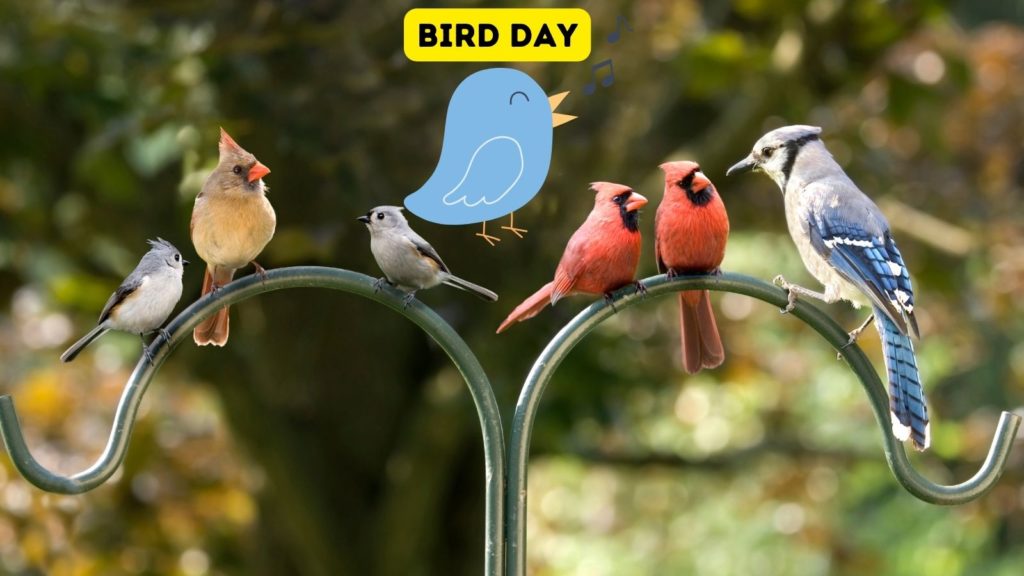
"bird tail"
679,290,724,374
194,266,234,347
442,274,499,302
497,282,555,334
875,307,930,450
60,324,110,363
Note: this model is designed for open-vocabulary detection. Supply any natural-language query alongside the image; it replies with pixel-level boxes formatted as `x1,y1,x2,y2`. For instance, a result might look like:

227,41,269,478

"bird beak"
248,161,271,183
357,215,371,224
182,258,190,266
549,91,576,127
625,192,648,212
726,155,756,177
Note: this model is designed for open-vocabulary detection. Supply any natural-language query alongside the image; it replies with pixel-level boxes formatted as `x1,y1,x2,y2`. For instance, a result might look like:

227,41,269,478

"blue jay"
727,125,929,450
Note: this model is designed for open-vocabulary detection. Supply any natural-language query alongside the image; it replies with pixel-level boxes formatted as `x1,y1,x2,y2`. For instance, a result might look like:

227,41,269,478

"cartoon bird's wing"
99,275,146,324
440,136,525,209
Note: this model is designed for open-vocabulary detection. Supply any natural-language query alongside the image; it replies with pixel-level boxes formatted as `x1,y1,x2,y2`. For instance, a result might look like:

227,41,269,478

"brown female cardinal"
190,128,276,346
496,182,647,333
655,161,729,373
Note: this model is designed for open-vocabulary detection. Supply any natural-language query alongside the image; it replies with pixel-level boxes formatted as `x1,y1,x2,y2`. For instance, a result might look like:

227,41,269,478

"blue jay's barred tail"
874,308,930,450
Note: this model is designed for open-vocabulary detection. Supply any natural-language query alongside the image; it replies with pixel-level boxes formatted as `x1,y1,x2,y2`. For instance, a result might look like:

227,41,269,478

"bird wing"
653,208,668,274
405,232,450,274
807,188,918,337
98,274,146,324
440,136,525,208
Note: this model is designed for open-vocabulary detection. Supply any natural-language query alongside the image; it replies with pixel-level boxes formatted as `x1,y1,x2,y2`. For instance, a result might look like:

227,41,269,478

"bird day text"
404,8,592,62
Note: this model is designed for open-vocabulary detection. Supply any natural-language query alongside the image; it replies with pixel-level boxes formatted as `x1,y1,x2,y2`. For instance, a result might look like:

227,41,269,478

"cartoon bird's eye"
376,212,385,220
509,91,529,105
760,147,773,158
232,165,243,175
174,254,181,262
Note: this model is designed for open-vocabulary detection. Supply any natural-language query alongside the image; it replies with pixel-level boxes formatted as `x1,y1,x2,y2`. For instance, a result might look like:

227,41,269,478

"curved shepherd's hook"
0,267,506,576
505,272,1021,576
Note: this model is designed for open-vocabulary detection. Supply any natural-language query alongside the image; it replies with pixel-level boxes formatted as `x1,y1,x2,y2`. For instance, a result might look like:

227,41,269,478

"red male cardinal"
655,161,730,373
497,182,647,333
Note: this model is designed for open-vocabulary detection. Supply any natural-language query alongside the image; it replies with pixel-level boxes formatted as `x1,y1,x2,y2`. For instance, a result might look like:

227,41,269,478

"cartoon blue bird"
404,67,575,245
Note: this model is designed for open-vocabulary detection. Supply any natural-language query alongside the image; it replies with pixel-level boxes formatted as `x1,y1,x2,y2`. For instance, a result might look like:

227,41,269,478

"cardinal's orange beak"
248,161,271,183
549,91,576,127
625,192,648,212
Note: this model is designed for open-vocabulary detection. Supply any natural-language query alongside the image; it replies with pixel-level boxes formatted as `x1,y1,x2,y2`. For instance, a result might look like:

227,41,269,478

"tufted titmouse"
190,128,276,346
358,206,498,306
61,238,188,363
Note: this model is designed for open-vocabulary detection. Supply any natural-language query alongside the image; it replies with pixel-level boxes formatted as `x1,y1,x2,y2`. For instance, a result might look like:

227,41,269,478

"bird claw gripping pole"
505,272,1021,576
0,267,506,576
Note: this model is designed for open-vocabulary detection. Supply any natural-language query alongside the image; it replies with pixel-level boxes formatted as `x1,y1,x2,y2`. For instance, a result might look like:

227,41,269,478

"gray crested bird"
727,124,930,451
61,238,188,364
358,206,498,306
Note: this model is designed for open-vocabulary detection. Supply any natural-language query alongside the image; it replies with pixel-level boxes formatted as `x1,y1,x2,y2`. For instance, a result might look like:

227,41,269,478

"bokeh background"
1,0,1023,574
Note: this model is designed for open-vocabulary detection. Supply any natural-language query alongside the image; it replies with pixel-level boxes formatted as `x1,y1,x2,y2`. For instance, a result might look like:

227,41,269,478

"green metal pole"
505,272,1021,576
0,266,506,576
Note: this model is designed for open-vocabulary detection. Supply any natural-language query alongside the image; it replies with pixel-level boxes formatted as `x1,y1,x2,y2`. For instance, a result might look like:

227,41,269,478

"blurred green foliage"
0,0,1022,575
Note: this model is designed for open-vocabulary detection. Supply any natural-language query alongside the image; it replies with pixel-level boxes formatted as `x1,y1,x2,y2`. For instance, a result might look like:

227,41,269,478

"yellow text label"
404,8,592,62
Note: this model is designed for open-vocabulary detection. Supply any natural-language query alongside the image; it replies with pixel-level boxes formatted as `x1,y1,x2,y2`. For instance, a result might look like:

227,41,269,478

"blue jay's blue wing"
808,214,919,338
440,136,525,209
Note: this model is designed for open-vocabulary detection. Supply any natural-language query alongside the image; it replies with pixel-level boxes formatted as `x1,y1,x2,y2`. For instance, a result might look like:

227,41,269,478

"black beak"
357,215,371,224
183,258,190,266
726,155,757,177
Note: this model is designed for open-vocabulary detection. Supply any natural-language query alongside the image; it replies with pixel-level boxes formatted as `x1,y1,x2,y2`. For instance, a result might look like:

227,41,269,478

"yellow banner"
404,8,591,62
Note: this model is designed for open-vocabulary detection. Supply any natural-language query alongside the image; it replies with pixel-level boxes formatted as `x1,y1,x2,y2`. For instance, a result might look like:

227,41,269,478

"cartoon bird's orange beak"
248,161,271,183
625,192,648,212
549,91,576,127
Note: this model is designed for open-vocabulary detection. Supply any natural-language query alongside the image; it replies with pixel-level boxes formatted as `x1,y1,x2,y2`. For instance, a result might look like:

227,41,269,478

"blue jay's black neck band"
781,133,820,191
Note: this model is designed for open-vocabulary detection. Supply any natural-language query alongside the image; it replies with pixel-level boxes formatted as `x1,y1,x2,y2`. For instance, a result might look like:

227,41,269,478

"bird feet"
603,292,619,313
501,224,528,239
837,314,876,359
251,261,268,283
140,335,156,365
476,231,502,246
402,291,418,309
158,328,171,342
634,281,648,298
373,277,390,294
772,275,800,314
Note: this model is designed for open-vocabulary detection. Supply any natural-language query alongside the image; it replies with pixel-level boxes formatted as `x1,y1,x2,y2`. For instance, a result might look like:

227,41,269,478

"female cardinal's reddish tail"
497,182,647,333
655,161,730,373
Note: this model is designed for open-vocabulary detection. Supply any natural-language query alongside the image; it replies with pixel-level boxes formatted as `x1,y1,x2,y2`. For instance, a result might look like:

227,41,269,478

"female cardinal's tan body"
190,128,276,346
655,161,729,373
496,182,647,333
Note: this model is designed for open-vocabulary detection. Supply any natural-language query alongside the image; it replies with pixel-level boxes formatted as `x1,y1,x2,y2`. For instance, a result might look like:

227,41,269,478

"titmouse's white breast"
369,231,443,292
108,269,184,333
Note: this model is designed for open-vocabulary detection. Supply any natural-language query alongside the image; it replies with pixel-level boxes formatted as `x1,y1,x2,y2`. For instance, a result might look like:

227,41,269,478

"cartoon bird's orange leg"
476,221,501,246
501,212,528,238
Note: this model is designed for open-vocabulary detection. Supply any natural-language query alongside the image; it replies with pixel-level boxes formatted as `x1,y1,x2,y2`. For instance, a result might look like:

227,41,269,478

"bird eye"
509,91,529,105
613,193,627,205
676,180,685,189
376,212,385,220
232,165,243,175
174,254,180,262
760,146,773,158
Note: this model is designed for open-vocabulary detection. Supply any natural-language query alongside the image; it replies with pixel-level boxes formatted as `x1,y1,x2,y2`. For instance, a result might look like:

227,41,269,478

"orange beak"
625,192,648,212
248,161,271,183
